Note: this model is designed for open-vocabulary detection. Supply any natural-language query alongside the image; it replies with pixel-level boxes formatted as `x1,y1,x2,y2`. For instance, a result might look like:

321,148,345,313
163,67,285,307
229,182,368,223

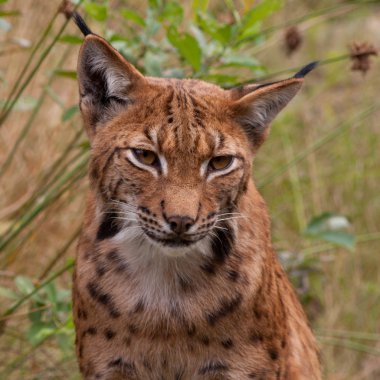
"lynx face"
89,80,253,252
78,35,308,255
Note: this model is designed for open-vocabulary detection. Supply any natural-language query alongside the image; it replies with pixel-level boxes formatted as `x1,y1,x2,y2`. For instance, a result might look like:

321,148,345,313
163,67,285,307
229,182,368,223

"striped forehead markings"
165,90,174,124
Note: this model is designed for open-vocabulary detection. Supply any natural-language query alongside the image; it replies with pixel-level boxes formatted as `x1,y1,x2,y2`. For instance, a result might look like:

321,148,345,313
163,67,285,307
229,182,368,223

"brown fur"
73,34,321,380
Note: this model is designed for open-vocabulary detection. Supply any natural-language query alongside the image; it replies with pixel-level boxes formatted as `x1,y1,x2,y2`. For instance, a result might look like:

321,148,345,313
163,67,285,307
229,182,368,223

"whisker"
216,216,247,222
122,226,143,230
213,225,228,231
217,212,242,217
104,210,139,216
208,230,223,246
113,217,139,222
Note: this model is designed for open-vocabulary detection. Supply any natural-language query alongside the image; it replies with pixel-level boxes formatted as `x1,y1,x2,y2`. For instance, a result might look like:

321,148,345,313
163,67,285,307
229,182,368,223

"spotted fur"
73,31,321,380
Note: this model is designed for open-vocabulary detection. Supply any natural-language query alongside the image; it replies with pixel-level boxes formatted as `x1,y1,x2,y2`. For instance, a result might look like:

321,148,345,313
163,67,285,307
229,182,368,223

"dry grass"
0,0,379,379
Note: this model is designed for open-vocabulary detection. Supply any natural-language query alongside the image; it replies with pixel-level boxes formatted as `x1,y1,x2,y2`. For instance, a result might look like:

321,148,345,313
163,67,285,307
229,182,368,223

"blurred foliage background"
0,0,379,379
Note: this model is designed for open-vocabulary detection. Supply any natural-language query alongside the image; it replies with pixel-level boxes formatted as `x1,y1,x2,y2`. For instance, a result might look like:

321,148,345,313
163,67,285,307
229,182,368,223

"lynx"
71,12,321,380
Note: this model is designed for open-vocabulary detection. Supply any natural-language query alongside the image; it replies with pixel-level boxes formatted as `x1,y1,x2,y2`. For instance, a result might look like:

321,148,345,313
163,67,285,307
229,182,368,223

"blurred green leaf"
15,276,34,295
200,73,239,86
0,286,19,300
45,282,57,306
27,322,55,345
59,34,83,44
28,307,43,324
121,9,146,27
304,213,355,251
192,0,209,15
56,331,74,355
144,51,163,76
54,70,77,80
167,26,202,71
62,105,79,122
80,140,91,150
84,3,108,21
238,0,282,40
148,0,162,9
196,12,232,44
159,2,183,25
0,96,37,111
219,54,261,69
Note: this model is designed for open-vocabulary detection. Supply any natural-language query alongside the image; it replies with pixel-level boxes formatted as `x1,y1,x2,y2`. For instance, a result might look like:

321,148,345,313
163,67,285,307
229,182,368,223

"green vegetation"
0,0,379,378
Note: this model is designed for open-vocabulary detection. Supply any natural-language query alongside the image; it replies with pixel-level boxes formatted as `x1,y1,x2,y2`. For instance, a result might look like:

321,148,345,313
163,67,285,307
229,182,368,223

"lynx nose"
168,216,195,235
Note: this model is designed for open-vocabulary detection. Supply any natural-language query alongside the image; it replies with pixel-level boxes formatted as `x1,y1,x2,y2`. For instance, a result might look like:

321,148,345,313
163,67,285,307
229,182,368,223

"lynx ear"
231,62,318,150
77,34,144,139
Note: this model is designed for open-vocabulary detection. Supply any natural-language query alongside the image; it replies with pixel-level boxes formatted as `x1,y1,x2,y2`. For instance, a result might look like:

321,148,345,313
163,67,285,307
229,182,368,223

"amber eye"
208,156,233,171
132,149,159,167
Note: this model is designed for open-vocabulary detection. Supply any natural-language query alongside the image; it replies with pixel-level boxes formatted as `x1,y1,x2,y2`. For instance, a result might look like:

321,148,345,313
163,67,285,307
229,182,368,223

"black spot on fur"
108,357,136,373
86,281,121,318
206,293,242,326
250,332,264,344
96,212,121,240
77,308,88,320
115,262,129,273
199,360,229,375
161,355,168,368
177,274,194,292
200,261,216,275
108,358,122,367
143,358,152,370
254,309,262,320
175,369,185,380
87,282,109,304
128,324,138,334
124,336,131,347
139,206,151,215
269,348,279,361
107,250,119,261
200,336,210,346
87,327,97,335
109,308,121,318
104,329,116,340
226,269,239,282
211,222,234,262
187,323,196,336
96,263,107,277
221,338,234,349
133,299,144,313
105,250,129,274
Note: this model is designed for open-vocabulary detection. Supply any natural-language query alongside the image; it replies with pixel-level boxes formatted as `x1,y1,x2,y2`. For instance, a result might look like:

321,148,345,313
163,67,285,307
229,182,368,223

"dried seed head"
349,42,378,75
59,0,74,20
284,26,302,56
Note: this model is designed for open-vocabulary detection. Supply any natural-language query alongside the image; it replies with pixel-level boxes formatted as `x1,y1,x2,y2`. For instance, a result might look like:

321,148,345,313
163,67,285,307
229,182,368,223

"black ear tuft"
293,61,319,78
72,12,93,37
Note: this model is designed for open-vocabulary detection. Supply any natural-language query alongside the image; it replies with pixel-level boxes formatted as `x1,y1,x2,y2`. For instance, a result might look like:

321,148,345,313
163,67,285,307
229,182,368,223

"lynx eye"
132,149,158,166
208,156,233,171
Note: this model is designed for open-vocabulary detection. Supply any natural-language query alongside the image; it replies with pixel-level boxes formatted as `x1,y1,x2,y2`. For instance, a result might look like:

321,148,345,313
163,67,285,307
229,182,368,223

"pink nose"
167,216,195,235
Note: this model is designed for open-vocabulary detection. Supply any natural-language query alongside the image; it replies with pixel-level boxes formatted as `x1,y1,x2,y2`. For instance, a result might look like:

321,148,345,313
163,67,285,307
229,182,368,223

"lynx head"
76,23,316,255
